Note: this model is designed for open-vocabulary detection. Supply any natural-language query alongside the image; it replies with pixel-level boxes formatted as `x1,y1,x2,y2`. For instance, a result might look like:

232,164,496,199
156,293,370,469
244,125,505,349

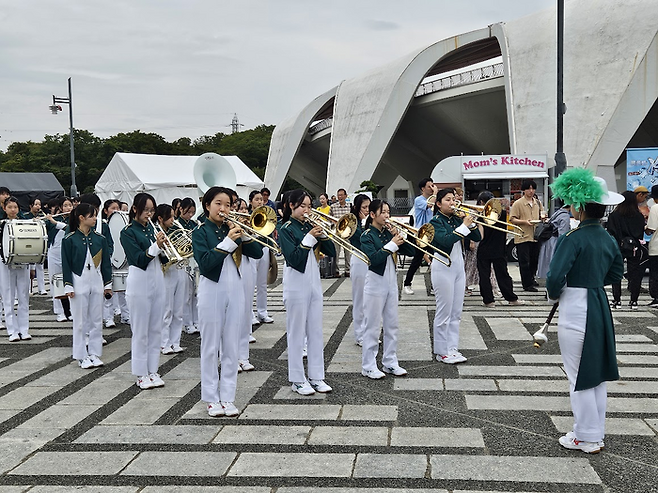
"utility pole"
554,0,567,178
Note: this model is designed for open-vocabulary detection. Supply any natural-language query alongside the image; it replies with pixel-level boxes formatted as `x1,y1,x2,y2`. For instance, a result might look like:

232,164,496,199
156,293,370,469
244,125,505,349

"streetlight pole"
554,0,567,178
50,77,77,197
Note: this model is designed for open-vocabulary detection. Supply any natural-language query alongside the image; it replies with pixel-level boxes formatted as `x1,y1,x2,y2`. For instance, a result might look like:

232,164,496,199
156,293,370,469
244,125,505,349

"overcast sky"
0,0,555,151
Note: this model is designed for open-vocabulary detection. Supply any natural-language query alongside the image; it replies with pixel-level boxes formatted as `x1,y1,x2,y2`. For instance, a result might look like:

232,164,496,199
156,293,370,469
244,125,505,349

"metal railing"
308,63,504,135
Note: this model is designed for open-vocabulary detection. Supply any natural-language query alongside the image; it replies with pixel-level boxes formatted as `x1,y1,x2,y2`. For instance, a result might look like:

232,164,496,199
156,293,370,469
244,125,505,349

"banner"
626,147,658,191
460,154,548,176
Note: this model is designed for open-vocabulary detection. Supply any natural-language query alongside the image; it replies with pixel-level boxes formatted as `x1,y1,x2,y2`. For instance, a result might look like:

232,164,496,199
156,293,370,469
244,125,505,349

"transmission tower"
231,113,244,134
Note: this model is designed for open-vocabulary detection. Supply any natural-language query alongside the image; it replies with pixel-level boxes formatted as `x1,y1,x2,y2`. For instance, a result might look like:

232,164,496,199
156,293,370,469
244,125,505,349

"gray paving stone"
619,367,658,378
239,404,342,420
616,343,658,353
512,354,563,364
160,358,201,380
213,425,310,445
9,451,138,475
142,488,270,493
59,373,134,406
608,380,658,394
309,426,388,446
487,318,531,340
278,489,448,493
2,426,64,444
430,455,601,483
608,397,658,413
0,487,32,493
76,425,221,444
616,334,653,342
228,452,354,477
459,315,488,350
0,410,16,422
497,379,568,393
353,453,427,478
0,385,63,410
18,404,102,430
459,365,565,377
0,337,56,345
393,378,443,391
121,451,236,476
24,363,84,387
134,378,199,398
646,419,658,433
341,405,398,421
551,416,655,435
465,395,571,411
29,487,138,492
274,386,327,399
390,427,484,447
0,441,44,474
445,379,497,391
101,397,182,425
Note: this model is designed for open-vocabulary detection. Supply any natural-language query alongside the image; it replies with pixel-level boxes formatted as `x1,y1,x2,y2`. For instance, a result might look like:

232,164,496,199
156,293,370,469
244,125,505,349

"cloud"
365,19,400,31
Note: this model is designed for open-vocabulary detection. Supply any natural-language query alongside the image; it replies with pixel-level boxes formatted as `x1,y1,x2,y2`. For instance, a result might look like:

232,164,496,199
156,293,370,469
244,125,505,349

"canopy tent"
0,172,64,212
95,152,264,213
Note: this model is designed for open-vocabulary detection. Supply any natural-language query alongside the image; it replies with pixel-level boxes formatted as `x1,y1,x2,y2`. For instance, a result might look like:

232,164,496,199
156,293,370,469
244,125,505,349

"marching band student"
359,199,415,378
101,200,129,326
279,189,335,395
62,203,112,368
0,197,32,341
249,190,274,325
45,197,73,321
349,194,371,346
155,204,187,355
172,198,182,219
120,193,167,390
21,197,47,295
235,198,256,371
178,198,200,334
193,186,262,416
429,188,481,364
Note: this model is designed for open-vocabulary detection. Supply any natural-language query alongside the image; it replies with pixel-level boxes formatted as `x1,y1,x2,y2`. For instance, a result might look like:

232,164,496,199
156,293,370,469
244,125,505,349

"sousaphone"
193,152,237,193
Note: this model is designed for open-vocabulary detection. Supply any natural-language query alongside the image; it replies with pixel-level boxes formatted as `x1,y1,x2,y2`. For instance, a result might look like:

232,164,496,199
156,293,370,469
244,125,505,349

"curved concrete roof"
266,0,658,197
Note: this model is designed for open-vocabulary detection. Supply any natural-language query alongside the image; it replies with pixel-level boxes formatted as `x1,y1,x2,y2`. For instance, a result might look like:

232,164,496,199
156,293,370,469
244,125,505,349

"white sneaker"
102,338,107,345
78,357,94,369
88,355,104,367
403,286,414,295
67,315,74,321
249,335,257,343
207,402,224,417
238,360,255,371
149,373,165,387
291,381,315,395
39,291,48,296
309,379,332,393
120,318,130,325
558,433,601,454
136,375,155,389
361,368,386,379
20,333,32,341
104,319,116,328
8,333,20,342
258,315,274,324
161,345,174,355
355,339,363,347
437,354,461,364
114,308,122,316
221,401,239,417
448,349,467,363
383,365,408,376
302,345,307,358
251,316,260,325
56,313,68,322
172,344,185,353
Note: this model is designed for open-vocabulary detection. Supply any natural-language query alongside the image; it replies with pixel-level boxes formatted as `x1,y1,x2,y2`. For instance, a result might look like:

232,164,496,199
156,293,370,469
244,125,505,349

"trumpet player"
249,190,274,325
359,200,416,379
429,189,481,364
192,187,262,417
120,193,167,390
349,194,371,346
235,198,257,371
178,198,200,334
155,204,187,355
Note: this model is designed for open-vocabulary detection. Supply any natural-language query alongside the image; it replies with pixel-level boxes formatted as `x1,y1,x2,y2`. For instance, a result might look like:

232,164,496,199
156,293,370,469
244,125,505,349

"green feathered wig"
549,168,603,210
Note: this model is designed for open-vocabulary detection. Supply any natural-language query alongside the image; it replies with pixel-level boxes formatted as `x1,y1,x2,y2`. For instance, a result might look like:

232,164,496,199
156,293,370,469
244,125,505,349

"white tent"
95,152,264,213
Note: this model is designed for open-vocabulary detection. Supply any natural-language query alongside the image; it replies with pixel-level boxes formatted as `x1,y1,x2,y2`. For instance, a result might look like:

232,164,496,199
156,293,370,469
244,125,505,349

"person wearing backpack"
537,202,572,280
606,191,646,309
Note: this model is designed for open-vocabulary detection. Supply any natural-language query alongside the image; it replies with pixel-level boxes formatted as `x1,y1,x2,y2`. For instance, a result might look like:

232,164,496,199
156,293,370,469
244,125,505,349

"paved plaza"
0,264,657,493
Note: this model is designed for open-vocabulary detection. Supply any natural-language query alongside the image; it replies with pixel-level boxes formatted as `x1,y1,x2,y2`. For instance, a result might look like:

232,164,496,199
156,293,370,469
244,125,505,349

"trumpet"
221,206,281,254
303,210,371,266
385,218,451,267
148,218,187,272
452,199,525,237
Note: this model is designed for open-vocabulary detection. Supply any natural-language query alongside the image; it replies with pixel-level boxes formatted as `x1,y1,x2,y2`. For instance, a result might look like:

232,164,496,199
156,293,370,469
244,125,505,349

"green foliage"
356,180,382,196
0,126,276,195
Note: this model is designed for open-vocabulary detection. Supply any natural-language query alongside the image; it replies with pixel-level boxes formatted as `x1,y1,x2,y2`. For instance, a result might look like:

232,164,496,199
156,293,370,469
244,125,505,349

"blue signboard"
627,147,658,191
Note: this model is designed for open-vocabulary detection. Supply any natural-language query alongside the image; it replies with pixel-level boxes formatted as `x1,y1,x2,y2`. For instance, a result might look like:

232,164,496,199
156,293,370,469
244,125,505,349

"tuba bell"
193,153,237,193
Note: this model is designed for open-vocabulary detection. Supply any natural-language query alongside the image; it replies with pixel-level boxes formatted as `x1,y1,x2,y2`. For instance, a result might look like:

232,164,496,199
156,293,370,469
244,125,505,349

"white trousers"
104,291,129,321
198,267,243,403
558,287,607,442
283,256,325,383
350,255,368,343
362,258,400,371
431,243,466,356
127,263,165,376
47,249,64,316
162,266,187,348
183,270,198,327
252,247,270,319
31,263,45,293
70,268,103,360
240,258,255,361
0,264,29,336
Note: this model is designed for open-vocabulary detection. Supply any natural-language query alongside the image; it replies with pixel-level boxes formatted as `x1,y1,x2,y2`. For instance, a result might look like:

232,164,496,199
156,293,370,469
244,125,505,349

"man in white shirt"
644,185,658,307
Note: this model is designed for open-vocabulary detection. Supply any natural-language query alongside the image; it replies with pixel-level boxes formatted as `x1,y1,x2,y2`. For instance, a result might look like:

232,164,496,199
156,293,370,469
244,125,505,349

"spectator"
329,188,352,277
403,178,437,295
635,186,650,221
261,188,276,210
644,185,658,307
537,200,572,279
510,179,544,292
317,193,331,215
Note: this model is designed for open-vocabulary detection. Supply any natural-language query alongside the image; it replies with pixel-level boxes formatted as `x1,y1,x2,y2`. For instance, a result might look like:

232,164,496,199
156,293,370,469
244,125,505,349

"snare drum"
108,211,130,269
51,274,68,300
1,220,48,265
112,270,128,292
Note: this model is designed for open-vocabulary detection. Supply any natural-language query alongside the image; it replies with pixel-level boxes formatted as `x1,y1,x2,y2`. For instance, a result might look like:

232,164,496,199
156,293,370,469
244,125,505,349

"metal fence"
415,63,504,97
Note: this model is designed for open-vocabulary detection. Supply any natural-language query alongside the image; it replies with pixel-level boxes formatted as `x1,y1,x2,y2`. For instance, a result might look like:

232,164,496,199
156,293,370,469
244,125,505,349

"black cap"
651,185,658,200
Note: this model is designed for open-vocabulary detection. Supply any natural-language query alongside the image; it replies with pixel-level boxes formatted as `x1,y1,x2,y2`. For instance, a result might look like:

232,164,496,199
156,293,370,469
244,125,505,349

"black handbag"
534,221,557,242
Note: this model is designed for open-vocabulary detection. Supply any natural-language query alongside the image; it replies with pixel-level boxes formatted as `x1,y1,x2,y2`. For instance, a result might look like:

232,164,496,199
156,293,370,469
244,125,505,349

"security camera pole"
50,77,77,197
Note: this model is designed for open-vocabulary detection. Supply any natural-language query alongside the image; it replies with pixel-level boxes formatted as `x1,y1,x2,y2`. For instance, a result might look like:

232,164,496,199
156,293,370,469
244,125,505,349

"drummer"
0,197,32,341
21,197,47,295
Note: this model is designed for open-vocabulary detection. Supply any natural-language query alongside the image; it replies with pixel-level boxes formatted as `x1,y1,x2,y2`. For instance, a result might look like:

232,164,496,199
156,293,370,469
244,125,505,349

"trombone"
384,218,451,267
303,210,371,266
221,206,281,254
452,199,525,237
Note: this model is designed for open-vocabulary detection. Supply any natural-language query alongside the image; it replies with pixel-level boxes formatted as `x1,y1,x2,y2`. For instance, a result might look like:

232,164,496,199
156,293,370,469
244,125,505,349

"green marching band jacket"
45,215,67,247
63,220,114,256
120,220,162,271
177,217,198,231
61,228,112,289
349,219,365,250
360,225,415,276
279,217,336,274
546,219,624,391
192,219,263,282
428,211,482,255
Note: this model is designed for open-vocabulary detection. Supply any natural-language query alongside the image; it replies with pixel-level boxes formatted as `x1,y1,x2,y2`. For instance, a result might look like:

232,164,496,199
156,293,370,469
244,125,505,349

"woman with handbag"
606,191,645,309
536,202,572,279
